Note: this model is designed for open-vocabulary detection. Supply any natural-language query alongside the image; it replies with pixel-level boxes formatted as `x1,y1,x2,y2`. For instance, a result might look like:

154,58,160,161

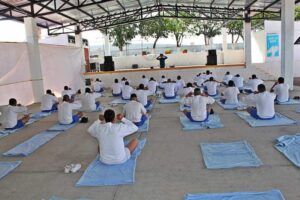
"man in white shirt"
270,77,290,103
93,79,104,93
245,84,276,120
79,88,102,112
61,86,75,99
121,77,127,86
163,79,177,99
112,79,123,96
182,83,194,96
223,71,233,85
135,84,152,108
148,77,159,95
88,109,138,165
183,88,215,122
244,74,264,94
194,74,205,87
232,74,244,92
220,81,240,104
140,75,149,87
121,81,133,100
41,89,58,112
123,94,148,126
2,98,29,130
203,77,220,96
58,95,83,124
159,75,167,89
176,76,186,91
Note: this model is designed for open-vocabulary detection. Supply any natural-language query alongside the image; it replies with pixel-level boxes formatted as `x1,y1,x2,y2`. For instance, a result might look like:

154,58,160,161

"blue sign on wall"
267,33,280,58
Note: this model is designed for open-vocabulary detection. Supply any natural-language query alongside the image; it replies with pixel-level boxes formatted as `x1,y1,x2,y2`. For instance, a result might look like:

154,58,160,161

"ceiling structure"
0,0,297,35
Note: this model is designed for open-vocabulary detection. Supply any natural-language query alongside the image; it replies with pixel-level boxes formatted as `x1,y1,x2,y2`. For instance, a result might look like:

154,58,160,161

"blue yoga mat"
216,100,246,110
200,141,263,169
146,103,154,112
3,131,62,157
185,189,285,200
159,96,180,104
276,99,300,105
236,112,296,127
47,123,77,131
275,133,300,167
180,115,224,131
137,118,150,133
109,99,129,105
76,139,146,186
0,161,22,180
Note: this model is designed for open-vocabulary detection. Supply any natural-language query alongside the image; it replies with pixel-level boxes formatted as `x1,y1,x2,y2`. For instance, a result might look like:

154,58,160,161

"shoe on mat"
70,163,81,173
64,164,72,174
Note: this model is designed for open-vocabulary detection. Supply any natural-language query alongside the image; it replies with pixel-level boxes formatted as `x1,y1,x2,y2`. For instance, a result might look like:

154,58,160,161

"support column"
281,0,295,90
104,33,111,56
24,17,44,103
244,20,252,68
221,28,228,52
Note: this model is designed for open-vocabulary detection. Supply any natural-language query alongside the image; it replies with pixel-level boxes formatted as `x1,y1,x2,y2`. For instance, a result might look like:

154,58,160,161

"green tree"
108,24,138,51
192,20,222,45
165,18,191,47
139,18,169,49
226,20,244,45
296,6,300,21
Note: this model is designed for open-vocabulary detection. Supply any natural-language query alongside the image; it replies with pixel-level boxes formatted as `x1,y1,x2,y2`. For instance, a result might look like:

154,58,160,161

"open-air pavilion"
0,0,299,199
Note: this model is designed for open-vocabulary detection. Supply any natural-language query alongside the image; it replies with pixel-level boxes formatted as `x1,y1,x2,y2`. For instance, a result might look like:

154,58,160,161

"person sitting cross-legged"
148,77,159,95
245,84,276,120
162,79,177,99
58,95,83,124
203,77,221,97
88,109,139,165
270,77,290,103
121,81,133,100
220,80,240,104
244,74,263,94
183,88,215,122
123,94,148,127
2,98,29,130
41,89,58,112
223,71,233,86
111,79,123,97
135,84,152,109
79,88,101,112
93,78,104,93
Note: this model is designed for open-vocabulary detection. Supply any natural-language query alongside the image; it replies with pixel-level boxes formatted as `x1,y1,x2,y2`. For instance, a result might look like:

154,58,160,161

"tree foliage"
296,6,300,21
192,20,222,45
139,18,169,49
108,24,138,51
225,20,244,44
165,18,192,47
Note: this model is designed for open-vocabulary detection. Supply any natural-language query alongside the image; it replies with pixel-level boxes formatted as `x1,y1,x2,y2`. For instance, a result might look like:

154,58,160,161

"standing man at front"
156,54,168,68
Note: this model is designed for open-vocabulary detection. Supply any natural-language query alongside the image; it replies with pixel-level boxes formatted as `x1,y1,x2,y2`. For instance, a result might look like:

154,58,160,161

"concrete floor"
1,81,300,200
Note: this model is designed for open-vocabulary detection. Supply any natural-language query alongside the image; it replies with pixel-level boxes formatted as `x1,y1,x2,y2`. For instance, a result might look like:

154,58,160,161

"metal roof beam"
245,0,258,10
116,0,126,11
228,0,236,8
91,0,109,14
137,0,142,8
210,0,215,7
263,0,280,10
60,0,95,19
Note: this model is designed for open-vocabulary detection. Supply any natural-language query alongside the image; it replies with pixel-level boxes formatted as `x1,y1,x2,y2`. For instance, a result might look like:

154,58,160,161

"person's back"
112,82,122,94
274,83,289,102
203,81,219,95
223,74,233,84
164,82,176,97
148,80,158,94
176,77,185,91
224,87,240,104
122,85,133,100
58,101,81,124
81,93,101,111
2,104,27,129
140,77,149,87
135,89,150,106
247,78,263,92
123,100,146,123
254,91,276,118
185,95,215,121
232,76,244,88
41,93,57,111
183,87,194,96
93,81,103,92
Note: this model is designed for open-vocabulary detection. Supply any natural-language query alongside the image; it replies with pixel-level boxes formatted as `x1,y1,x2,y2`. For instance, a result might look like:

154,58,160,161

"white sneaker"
64,164,72,173
70,163,81,173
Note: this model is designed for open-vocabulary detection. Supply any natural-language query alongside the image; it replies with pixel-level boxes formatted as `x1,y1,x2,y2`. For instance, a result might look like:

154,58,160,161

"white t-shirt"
245,91,276,118
223,87,240,104
246,79,264,92
112,83,123,94
184,95,215,121
123,100,147,122
203,81,219,95
88,118,138,165
195,77,205,87
58,101,82,124
40,94,58,111
121,85,133,99
135,89,150,106
61,89,75,98
2,105,27,128
93,81,104,92
176,79,186,91
183,87,194,96
163,83,177,97
80,93,101,111
200,74,207,80
223,74,233,84
273,83,289,102
148,80,158,94
140,78,149,87
232,76,244,88
159,78,167,88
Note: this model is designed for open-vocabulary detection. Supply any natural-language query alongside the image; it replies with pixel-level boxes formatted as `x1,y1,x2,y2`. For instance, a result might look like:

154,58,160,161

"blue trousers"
163,93,177,99
184,112,209,122
134,115,148,127
5,120,25,130
42,104,58,113
248,107,275,120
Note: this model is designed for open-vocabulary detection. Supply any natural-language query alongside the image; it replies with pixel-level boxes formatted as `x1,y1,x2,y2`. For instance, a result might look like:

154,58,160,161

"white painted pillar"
221,28,228,52
244,21,252,68
281,0,295,90
104,34,111,56
75,32,83,47
24,17,44,103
